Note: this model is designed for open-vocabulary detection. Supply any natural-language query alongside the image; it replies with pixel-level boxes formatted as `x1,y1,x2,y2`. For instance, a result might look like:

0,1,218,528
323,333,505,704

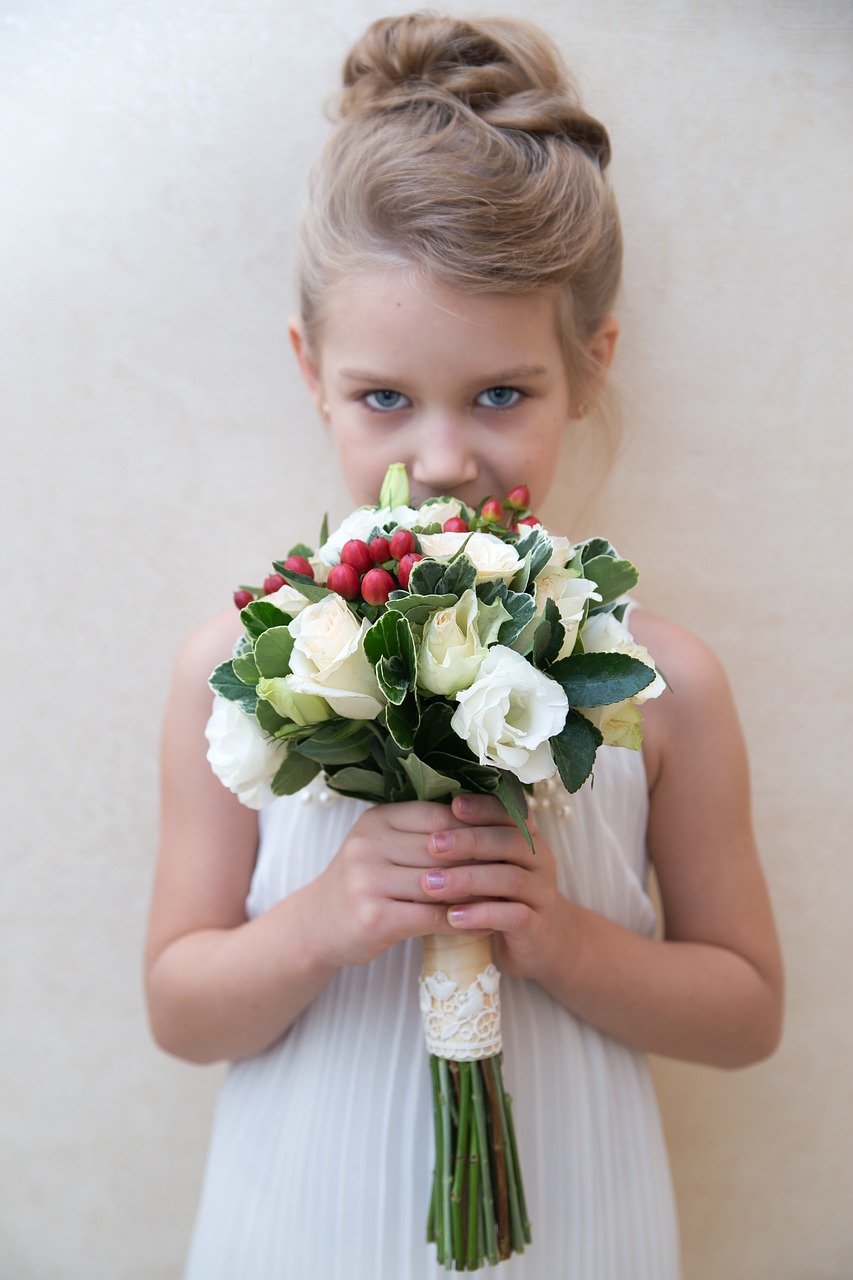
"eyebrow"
338,364,550,383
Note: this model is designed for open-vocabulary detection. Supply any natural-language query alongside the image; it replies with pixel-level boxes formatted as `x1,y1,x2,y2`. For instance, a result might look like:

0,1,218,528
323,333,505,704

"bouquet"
205,464,663,1270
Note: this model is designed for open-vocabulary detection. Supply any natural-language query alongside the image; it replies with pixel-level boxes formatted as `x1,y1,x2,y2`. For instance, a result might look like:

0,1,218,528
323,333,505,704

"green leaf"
270,749,321,796
413,701,459,758
531,597,565,669
424,752,501,794
253,626,295,678
255,698,287,735
582,555,639,606
287,542,314,559
325,765,387,802
364,612,418,703
385,696,419,750
551,711,603,793
240,600,292,640
548,651,656,707
409,558,449,597
400,754,463,802
436,555,477,597
232,652,260,685
269,567,332,604
297,722,373,766
495,772,534,853
209,661,258,713
386,592,457,624
510,527,553,592
319,512,329,546
497,590,537,647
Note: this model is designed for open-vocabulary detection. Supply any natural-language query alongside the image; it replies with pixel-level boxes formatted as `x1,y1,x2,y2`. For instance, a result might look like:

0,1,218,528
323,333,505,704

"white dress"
185,746,682,1279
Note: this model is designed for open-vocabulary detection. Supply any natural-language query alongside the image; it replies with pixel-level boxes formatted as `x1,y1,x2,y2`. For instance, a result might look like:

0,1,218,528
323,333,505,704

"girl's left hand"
421,791,565,983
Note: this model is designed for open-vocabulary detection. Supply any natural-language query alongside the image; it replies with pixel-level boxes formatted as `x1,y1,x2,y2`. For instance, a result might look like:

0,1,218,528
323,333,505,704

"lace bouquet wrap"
205,464,663,1269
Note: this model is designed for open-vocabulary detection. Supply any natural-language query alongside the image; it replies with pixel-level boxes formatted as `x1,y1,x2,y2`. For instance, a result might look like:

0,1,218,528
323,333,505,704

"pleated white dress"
185,744,682,1279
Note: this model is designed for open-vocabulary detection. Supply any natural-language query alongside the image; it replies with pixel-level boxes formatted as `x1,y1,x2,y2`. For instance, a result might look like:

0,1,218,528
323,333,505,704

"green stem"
490,1056,527,1253
466,1102,481,1269
505,1087,532,1244
428,1056,444,1258
482,1053,511,1259
451,1062,471,1266
438,1057,454,1268
471,1061,499,1266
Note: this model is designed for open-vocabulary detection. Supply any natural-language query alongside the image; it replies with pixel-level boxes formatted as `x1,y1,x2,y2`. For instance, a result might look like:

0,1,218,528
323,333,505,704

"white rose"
580,699,645,750
286,594,385,719
581,612,665,702
451,646,568,783
256,677,334,726
513,571,601,658
204,696,284,809
262,583,312,616
543,535,574,570
418,589,489,696
418,531,521,583
416,498,463,527
318,505,420,565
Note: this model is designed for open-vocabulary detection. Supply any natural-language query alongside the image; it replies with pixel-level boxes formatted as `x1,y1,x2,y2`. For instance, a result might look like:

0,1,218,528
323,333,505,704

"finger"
377,800,471,836
452,792,539,836
428,823,535,864
421,862,537,906
446,901,535,934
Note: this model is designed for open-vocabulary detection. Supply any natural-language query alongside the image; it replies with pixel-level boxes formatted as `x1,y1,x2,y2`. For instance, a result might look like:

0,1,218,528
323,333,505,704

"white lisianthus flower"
581,612,665,702
451,646,568,783
204,696,284,809
286,594,385,719
416,497,464,527
580,699,645,750
318,505,420,564
512,571,601,659
256,678,334,726
418,531,521,583
262,583,313,616
418,589,489,696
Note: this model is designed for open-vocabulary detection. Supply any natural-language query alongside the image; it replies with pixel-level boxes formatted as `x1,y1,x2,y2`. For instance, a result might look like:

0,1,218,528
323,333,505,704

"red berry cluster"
328,530,424,605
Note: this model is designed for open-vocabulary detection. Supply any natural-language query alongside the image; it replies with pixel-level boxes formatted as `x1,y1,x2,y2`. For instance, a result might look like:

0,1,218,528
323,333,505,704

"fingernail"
455,795,474,814
426,871,446,890
432,831,452,853
447,907,466,927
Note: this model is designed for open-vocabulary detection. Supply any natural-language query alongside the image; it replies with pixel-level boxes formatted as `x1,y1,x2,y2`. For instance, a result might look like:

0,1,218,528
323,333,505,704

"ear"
288,318,324,413
574,314,619,417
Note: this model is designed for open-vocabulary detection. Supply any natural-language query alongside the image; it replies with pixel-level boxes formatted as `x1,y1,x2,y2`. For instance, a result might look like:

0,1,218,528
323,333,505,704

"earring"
576,400,590,418
321,401,330,419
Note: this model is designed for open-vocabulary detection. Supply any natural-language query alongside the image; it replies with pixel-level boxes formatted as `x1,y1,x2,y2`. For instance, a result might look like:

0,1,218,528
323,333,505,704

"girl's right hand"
306,801,470,969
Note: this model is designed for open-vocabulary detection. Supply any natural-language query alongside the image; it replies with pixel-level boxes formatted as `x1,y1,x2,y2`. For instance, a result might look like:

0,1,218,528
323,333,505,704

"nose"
411,417,478,494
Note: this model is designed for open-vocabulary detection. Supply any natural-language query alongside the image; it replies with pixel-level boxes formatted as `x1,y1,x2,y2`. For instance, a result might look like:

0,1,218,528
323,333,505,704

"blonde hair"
296,11,622,403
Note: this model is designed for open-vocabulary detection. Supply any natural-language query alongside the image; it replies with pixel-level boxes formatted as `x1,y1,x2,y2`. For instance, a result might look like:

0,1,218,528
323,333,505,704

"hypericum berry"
397,552,424,590
340,539,373,575
368,535,392,563
283,555,314,578
505,484,531,510
480,498,504,523
517,514,542,528
263,573,285,595
443,516,469,533
327,563,361,600
389,528,416,560
233,589,254,610
361,566,396,605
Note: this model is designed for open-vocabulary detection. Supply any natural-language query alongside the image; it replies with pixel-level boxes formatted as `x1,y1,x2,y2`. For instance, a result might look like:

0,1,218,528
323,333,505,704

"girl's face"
291,271,609,511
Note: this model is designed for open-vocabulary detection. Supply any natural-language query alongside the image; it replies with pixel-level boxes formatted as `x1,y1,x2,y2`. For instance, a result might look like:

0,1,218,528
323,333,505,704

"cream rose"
580,699,645,750
418,589,489,696
318,505,420,565
450,645,568,783
286,594,385,719
581,612,665,702
256,678,334,726
204,696,284,809
262,582,313,616
512,571,601,659
543,535,574,570
416,497,464,527
418,531,521,583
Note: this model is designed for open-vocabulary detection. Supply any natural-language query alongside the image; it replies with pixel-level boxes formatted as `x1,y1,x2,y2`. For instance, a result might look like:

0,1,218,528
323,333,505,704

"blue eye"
477,386,521,409
364,390,409,412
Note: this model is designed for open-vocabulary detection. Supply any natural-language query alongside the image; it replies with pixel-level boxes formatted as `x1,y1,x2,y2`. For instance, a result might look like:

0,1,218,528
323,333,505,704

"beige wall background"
1,1,850,1276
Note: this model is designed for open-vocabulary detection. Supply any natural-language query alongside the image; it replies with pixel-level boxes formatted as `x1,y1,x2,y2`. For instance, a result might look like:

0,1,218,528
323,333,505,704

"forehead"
316,270,564,375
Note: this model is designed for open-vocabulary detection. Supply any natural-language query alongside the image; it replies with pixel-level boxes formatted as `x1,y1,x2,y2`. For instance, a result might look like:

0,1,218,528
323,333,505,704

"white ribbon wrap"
419,934,502,1060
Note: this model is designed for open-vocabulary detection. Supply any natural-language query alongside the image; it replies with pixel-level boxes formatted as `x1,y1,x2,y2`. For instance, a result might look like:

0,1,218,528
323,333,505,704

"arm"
145,611,461,1065
421,613,784,1069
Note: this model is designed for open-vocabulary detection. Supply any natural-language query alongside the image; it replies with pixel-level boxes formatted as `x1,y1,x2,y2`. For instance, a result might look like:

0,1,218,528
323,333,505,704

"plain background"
1,1,851,1276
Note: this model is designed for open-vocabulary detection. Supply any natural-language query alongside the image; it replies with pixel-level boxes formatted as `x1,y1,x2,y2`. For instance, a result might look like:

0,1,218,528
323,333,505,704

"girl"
146,13,783,1278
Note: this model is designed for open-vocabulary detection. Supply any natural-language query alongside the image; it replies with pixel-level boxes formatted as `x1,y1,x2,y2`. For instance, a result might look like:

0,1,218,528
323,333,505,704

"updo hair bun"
338,12,610,169
298,12,623,406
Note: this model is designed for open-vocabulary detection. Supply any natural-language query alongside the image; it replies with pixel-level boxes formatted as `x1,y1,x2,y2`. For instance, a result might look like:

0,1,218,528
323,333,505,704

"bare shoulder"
172,607,246,697
626,606,740,790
